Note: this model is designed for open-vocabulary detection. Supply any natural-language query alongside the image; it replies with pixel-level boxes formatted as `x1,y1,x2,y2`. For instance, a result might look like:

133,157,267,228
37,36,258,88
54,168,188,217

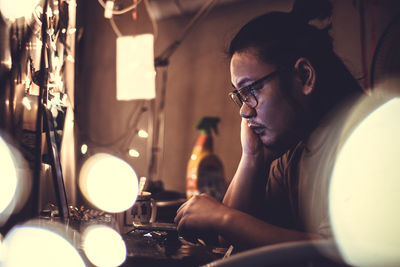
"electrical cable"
113,0,143,15
358,0,369,90
109,16,123,37
97,0,143,15
121,103,149,151
156,0,217,64
180,0,216,43
143,0,158,41
173,0,185,16
77,101,147,148
148,0,217,180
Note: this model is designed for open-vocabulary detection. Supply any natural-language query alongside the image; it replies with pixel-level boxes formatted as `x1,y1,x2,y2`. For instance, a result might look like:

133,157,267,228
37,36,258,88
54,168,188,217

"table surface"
121,229,228,267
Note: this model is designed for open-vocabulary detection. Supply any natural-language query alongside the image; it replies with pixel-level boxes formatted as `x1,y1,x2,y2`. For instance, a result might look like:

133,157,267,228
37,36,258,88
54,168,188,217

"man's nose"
240,103,256,118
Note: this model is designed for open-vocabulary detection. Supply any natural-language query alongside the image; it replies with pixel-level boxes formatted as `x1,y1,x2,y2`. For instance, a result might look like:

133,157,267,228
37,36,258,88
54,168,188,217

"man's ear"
294,57,316,96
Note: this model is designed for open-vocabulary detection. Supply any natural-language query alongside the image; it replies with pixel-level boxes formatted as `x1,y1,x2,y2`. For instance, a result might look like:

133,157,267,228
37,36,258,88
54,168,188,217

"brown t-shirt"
263,93,375,238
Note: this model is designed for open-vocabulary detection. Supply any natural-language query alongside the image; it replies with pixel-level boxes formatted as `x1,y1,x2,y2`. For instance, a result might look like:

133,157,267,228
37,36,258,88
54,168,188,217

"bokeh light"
0,137,18,216
22,96,32,111
0,0,40,20
330,97,400,266
128,149,139,158
138,129,148,138
0,137,31,226
81,144,88,155
2,224,85,267
79,153,139,213
82,225,126,267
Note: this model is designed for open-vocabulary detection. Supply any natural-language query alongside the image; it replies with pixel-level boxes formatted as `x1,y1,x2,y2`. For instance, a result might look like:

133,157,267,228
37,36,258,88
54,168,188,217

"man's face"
230,48,307,155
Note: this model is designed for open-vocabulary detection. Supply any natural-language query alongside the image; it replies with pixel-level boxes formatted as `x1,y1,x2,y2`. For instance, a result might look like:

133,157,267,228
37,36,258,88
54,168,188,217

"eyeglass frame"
229,69,283,108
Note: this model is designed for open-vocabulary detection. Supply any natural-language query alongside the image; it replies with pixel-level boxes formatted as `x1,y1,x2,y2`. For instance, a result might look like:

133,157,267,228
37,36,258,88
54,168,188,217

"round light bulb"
128,149,139,158
0,138,18,215
330,97,400,266
83,225,126,267
0,0,40,20
81,144,88,155
79,153,139,213
138,130,148,138
2,224,85,267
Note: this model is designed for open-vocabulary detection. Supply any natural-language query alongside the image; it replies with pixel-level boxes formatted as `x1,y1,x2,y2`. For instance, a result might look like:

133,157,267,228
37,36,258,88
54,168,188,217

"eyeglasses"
229,69,281,108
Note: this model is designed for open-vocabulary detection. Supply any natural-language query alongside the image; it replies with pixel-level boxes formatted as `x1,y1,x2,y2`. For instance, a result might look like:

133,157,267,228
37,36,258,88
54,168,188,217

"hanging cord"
155,0,217,66
147,68,167,180
97,0,142,37
358,0,369,91
148,0,217,181
109,17,123,37
120,103,149,150
97,0,143,15
370,0,377,67
143,0,158,41
76,102,147,148
106,0,159,40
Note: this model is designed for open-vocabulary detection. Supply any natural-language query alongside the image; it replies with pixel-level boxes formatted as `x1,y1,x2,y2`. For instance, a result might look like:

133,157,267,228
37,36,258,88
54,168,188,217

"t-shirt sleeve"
263,144,305,230
263,153,297,229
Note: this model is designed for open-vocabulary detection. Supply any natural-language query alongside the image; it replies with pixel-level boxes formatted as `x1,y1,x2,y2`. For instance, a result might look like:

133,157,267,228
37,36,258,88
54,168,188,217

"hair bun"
291,0,333,23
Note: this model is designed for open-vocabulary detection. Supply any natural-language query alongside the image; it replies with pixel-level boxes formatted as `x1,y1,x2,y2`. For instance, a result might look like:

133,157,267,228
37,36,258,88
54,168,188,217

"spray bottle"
186,117,226,201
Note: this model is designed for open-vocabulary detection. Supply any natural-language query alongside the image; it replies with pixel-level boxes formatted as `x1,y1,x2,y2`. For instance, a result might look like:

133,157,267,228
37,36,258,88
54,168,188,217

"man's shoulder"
270,141,306,180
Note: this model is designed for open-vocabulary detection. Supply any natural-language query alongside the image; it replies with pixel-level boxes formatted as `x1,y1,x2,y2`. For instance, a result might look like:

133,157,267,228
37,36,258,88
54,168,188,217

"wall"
155,0,400,193
156,0,292,192
76,0,400,195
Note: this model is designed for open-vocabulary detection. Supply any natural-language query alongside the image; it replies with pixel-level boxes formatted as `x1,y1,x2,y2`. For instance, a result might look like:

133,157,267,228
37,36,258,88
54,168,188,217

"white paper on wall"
116,34,156,100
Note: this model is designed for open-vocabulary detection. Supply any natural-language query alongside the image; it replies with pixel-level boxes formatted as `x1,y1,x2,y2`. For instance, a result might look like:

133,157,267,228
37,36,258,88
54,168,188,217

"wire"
109,17,123,37
143,0,158,41
121,103,148,150
77,102,147,148
113,0,143,15
97,0,143,15
148,0,217,179
97,0,106,8
180,0,216,41
156,0,217,63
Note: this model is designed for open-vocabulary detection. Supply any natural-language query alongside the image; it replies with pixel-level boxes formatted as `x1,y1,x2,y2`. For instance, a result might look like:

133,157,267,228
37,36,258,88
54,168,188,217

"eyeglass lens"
230,91,257,108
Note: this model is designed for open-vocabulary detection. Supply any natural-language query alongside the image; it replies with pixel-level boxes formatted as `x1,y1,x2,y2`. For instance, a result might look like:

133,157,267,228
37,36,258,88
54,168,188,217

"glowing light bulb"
330,97,400,267
0,0,40,20
138,129,148,138
66,55,75,63
81,144,88,155
79,153,139,213
2,224,85,267
128,149,139,158
0,138,18,215
83,225,126,267
22,97,32,111
68,28,77,34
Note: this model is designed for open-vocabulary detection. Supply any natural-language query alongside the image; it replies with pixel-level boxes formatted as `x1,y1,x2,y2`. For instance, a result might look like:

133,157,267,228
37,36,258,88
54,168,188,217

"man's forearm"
218,208,321,250
223,153,271,217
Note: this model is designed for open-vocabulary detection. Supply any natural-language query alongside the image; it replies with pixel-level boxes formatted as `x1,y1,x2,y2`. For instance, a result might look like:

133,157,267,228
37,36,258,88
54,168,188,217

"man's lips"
248,122,266,135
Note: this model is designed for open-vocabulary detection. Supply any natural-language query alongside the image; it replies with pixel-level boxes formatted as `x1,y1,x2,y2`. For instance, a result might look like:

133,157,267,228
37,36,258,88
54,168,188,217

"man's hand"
240,118,264,156
241,118,277,162
174,193,228,244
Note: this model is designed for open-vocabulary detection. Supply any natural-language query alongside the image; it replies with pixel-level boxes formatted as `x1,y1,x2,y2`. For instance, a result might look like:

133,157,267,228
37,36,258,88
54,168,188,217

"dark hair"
228,0,364,112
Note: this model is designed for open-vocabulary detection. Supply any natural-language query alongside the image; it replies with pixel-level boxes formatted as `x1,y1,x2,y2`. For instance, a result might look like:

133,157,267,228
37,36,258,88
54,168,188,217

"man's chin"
262,137,292,160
